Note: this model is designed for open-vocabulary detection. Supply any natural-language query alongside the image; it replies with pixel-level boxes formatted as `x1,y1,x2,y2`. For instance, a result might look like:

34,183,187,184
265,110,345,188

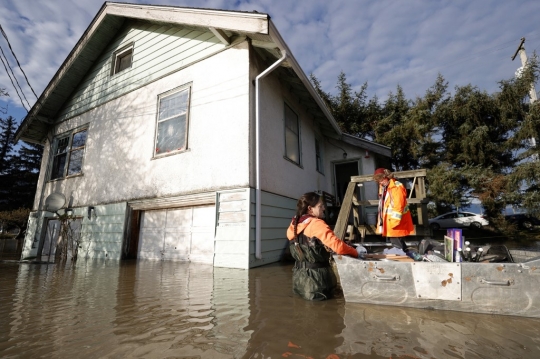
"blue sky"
1,0,540,126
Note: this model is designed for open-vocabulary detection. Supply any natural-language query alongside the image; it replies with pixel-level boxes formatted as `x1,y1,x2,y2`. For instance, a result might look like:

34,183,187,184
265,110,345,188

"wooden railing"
334,169,430,242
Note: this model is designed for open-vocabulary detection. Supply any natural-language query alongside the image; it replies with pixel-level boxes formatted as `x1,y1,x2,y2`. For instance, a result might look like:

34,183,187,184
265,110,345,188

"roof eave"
15,2,271,143
267,20,342,137
341,133,392,157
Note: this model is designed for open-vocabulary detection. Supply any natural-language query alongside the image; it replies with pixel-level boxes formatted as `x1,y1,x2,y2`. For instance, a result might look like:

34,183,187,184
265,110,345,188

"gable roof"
15,2,336,143
14,2,390,158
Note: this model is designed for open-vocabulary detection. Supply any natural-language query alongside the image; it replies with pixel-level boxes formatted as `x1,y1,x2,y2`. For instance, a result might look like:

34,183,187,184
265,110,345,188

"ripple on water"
1,260,540,358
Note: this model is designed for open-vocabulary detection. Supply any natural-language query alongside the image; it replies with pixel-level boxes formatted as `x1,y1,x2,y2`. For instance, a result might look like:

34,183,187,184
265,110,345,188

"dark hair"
293,192,321,239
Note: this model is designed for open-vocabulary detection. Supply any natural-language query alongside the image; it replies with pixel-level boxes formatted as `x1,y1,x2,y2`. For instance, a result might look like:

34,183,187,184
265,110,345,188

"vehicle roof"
435,211,480,217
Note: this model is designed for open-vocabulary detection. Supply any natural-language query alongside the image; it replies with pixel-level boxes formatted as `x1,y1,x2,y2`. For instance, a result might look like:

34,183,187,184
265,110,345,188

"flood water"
1,259,540,359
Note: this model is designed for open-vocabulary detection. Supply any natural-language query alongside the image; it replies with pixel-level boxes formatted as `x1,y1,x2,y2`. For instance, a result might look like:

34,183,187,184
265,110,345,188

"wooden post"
334,182,357,240
336,169,430,240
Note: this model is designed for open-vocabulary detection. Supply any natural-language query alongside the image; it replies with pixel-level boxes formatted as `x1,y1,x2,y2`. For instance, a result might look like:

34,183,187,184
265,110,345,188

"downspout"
255,50,287,259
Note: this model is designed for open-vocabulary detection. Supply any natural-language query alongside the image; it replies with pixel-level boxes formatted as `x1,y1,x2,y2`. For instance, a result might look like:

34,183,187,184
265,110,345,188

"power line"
0,48,28,111
0,24,38,99
0,44,31,110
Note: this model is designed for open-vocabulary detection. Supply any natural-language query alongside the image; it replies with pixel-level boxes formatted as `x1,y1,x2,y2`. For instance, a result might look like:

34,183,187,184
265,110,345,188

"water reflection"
1,260,540,358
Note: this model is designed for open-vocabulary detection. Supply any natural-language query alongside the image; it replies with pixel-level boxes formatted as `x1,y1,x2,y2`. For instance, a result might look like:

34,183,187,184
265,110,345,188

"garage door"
138,206,215,263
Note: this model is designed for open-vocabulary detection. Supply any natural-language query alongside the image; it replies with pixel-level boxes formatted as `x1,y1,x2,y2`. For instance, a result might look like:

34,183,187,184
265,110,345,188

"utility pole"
512,37,538,158
512,37,538,103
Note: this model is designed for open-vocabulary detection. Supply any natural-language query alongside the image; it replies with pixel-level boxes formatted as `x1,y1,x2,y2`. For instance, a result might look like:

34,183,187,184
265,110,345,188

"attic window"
112,44,133,75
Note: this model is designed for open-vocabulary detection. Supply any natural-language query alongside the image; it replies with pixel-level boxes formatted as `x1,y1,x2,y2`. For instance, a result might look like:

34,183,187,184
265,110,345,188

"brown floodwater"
1,259,540,359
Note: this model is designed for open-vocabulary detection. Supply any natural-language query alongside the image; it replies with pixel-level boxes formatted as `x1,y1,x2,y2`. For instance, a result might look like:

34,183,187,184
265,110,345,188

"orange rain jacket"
377,178,415,237
287,216,358,258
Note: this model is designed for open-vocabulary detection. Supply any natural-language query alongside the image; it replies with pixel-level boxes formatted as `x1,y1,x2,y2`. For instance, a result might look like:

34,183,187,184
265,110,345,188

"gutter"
255,50,287,260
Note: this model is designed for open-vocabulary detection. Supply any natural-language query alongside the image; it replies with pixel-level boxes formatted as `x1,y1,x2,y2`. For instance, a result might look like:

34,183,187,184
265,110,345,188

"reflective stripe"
390,211,402,220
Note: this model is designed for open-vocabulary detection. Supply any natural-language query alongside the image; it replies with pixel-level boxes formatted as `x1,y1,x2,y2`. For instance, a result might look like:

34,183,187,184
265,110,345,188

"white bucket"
366,213,377,225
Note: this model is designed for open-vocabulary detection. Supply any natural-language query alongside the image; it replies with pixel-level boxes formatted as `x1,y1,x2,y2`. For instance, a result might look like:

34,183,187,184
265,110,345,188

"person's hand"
356,245,367,258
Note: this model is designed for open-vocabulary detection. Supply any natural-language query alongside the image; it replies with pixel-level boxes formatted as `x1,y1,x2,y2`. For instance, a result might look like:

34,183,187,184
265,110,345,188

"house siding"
24,35,251,265
214,189,250,269
80,202,127,260
255,68,382,219
257,71,334,198
20,202,127,261
20,9,390,270
57,20,226,123
37,40,251,208
248,190,295,268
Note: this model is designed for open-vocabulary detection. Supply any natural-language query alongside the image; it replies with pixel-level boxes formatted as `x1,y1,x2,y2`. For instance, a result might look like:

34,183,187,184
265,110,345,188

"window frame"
111,43,134,76
153,84,192,159
49,127,88,181
283,102,302,166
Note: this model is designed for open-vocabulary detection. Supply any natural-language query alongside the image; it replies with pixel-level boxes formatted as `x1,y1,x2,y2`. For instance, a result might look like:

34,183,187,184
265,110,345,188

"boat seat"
485,245,514,263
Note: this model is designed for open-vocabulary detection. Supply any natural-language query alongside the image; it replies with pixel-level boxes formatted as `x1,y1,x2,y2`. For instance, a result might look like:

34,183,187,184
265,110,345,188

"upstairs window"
284,103,300,164
51,128,88,180
112,44,133,75
154,86,191,157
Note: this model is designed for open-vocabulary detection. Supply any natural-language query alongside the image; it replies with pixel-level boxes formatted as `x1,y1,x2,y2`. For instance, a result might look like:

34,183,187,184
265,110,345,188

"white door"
41,219,60,261
138,206,215,263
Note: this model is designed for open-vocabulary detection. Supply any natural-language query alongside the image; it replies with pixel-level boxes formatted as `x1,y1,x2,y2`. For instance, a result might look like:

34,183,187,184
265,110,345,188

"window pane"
116,50,132,73
67,149,84,176
156,115,186,154
285,128,299,163
159,90,189,120
284,104,300,163
284,104,298,134
51,153,67,180
315,139,322,172
71,130,87,148
56,137,69,155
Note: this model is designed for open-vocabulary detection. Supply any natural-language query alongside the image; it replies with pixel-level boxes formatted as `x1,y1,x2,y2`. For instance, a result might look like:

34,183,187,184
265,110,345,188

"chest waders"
289,231,337,300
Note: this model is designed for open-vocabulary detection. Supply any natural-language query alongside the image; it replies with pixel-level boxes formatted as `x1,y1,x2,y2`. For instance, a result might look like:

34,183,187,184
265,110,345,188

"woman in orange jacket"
373,168,415,249
286,192,364,300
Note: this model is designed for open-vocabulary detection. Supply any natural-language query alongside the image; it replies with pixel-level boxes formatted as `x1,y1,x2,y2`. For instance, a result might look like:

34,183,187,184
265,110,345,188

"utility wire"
0,48,28,111
0,24,38,99
0,44,31,110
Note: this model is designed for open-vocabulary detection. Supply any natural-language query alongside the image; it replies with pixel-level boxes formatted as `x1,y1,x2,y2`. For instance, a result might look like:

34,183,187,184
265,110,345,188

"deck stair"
333,169,431,244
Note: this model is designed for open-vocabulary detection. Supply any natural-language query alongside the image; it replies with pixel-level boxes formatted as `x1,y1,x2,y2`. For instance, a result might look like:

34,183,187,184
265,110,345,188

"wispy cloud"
1,0,539,121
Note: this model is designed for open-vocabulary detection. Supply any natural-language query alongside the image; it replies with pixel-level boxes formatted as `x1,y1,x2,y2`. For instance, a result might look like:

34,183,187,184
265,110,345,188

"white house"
15,2,391,269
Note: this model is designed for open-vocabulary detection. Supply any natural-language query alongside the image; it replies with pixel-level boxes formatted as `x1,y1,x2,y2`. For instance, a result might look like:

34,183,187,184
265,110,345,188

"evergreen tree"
0,116,17,211
9,141,43,209
504,55,540,217
310,72,378,140
0,114,42,211
311,64,540,227
0,115,16,173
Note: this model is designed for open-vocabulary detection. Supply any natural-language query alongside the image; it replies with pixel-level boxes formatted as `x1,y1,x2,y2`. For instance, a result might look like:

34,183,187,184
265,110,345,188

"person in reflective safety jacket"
373,168,415,250
286,192,363,300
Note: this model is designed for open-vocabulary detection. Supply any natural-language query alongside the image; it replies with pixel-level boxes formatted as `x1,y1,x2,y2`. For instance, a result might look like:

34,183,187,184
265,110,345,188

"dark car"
504,213,540,230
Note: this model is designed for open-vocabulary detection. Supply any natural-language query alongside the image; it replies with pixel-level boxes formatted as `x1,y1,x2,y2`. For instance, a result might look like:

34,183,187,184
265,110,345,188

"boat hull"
333,251,540,318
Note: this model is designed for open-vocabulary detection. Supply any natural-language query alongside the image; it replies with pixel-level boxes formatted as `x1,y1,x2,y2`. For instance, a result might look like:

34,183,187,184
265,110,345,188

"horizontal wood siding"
249,190,296,268
20,204,127,261
214,189,250,269
78,202,128,260
56,20,226,122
